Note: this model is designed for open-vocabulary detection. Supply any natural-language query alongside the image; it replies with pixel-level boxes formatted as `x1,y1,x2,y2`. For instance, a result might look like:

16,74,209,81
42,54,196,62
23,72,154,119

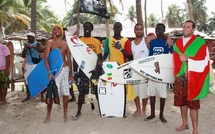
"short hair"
63,27,68,31
114,22,122,27
83,22,94,30
156,23,166,30
134,23,143,29
184,20,196,28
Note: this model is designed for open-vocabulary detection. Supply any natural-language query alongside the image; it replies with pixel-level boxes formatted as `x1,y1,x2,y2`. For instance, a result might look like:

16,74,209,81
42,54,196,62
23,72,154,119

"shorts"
55,66,70,96
24,64,37,84
133,82,148,99
77,72,90,95
174,76,200,110
147,80,167,98
0,70,10,89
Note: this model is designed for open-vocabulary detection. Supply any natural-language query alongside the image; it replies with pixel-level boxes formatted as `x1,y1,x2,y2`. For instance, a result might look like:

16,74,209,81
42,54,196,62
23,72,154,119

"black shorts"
77,72,89,95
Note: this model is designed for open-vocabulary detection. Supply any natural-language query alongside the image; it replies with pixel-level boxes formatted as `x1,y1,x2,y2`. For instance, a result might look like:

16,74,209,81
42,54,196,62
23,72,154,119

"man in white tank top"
131,23,155,116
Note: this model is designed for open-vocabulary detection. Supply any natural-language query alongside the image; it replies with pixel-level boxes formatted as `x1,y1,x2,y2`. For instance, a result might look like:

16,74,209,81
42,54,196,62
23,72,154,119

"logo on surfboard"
70,35,83,47
123,68,132,79
154,61,160,74
86,46,92,54
99,87,106,95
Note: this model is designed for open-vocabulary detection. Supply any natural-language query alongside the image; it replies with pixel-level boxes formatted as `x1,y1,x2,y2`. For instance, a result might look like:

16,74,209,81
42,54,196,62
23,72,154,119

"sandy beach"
0,82,214,134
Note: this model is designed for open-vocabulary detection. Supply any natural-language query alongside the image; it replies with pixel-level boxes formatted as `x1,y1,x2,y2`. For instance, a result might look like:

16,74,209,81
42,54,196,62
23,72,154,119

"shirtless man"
43,24,74,123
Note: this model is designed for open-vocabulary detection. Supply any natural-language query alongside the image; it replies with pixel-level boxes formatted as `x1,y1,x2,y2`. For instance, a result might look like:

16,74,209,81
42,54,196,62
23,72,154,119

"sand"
0,82,214,134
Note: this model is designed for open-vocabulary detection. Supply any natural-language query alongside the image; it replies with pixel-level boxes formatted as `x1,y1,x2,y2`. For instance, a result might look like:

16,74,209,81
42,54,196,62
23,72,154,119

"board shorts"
24,64,37,84
0,70,10,89
174,75,200,110
55,66,70,96
147,80,167,98
77,71,90,95
133,82,148,99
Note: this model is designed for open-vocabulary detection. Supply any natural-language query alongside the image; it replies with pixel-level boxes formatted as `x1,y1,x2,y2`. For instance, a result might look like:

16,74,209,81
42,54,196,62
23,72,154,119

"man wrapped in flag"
173,20,210,134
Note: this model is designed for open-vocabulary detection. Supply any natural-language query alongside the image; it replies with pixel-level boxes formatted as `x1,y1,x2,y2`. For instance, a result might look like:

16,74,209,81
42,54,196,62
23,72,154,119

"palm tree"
144,0,147,35
124,5,136,27
147,13,160,27
208,12,215,33
31,0,37,34
135,0,144,36
191,0,207,26
165,4,185,28
161,0,164,23
0,0,30,39
187,0,194,21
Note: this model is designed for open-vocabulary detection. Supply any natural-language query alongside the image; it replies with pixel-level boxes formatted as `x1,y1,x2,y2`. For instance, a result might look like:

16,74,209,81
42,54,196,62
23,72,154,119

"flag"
79,0,110,19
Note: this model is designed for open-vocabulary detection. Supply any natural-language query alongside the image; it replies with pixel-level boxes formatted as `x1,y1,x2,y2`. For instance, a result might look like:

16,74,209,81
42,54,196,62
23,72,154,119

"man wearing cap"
21,32,44,102
43,24,74,123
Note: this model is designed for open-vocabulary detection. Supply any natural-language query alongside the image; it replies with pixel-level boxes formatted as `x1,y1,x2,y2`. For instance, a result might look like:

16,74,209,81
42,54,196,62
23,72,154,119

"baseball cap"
147,32,155,36
26,32,35,37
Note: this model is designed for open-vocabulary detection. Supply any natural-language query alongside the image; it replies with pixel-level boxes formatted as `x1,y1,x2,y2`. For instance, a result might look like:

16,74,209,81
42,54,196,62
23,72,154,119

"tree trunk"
0,24,4,41
161,0,164,23
31,0,37,36
187,0,194,22
144,0,147,35
136,0,144,36
76,0,80,37
104,0,110,37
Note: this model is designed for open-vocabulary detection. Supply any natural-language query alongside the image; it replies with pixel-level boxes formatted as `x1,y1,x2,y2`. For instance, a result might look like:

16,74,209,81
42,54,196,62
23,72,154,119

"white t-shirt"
131,38,149,59
182,36,191,46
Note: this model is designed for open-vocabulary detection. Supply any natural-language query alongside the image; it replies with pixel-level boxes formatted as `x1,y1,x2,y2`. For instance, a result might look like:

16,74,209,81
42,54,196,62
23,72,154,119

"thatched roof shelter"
68,24,215,40
4,29,52,41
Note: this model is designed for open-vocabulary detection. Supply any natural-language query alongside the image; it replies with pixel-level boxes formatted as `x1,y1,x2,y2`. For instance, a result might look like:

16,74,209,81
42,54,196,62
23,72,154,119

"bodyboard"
209,63,215,94
130,54,174,83
98,62,126,117
27,48,63,98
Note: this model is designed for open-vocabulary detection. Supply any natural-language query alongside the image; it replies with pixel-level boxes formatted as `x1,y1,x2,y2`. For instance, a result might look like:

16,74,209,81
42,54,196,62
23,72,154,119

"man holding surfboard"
73,22,102,120
173,20,210,134
131,23,156,117
99,22,133,118
144,23,173,123
0,42,10,104
21,32,44,102
43,24,74,123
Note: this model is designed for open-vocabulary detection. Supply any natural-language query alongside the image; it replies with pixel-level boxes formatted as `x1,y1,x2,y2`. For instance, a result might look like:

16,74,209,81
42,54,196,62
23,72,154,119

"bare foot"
73,113,82,121
43,117,51,124
132,111,141,117
41,98,45,102
159,115,167,123
64,116,68,122
144,115,155,121
141,111,146,116
175,125,189,132
21,97,30,102
68,98,76,102
0,101,10,105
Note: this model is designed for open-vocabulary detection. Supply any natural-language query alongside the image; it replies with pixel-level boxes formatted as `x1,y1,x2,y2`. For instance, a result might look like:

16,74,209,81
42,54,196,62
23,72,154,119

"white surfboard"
65,31,97,79
98,62,126,117
209,61,215,94
130,54,174,83
99,60,147,84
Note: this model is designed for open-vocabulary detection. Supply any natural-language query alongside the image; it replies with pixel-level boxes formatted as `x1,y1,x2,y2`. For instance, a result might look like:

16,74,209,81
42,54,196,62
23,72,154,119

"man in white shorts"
144,23,173,123
43,24,74,123
21,32,44,102
131,23,156,116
